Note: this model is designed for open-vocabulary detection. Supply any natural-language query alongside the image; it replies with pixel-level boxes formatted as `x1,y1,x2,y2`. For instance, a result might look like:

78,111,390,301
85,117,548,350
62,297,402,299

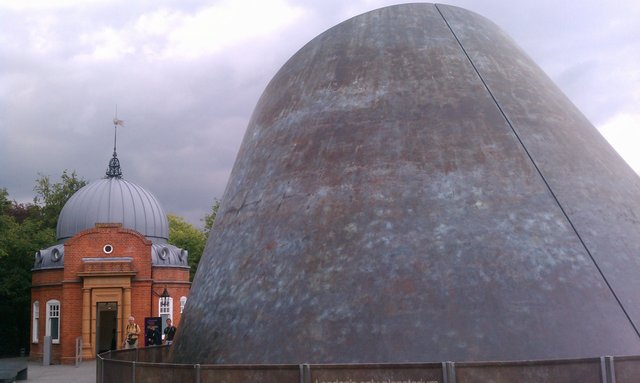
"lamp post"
158,287,171,331
159,287,170,304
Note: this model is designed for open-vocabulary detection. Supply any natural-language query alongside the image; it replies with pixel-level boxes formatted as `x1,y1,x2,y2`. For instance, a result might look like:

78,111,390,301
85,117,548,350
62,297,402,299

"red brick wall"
60,281,82,364
131,280,152,323
151,267,191,326
64,224,153,280
32,269,64,285
30,281,63,361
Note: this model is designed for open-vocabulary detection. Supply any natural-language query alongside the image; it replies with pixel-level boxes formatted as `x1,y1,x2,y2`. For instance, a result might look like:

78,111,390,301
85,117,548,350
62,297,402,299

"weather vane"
106,105,125,178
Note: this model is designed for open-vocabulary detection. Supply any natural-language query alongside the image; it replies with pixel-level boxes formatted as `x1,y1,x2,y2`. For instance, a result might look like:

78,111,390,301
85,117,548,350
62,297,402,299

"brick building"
30,150,190,364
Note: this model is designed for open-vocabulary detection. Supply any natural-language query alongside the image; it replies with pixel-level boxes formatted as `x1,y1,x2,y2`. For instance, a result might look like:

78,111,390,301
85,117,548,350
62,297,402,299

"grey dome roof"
56,177,169,242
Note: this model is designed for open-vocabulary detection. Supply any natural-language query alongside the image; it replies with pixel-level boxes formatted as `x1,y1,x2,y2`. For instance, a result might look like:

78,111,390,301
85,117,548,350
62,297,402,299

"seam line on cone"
435,2,640,340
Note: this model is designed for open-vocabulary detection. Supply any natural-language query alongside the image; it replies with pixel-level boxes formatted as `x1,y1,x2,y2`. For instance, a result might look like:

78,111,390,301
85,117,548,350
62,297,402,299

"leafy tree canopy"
168,199,220,281
33,170,87,229
0,171,86,356
202,198,220,237
168,213,206,281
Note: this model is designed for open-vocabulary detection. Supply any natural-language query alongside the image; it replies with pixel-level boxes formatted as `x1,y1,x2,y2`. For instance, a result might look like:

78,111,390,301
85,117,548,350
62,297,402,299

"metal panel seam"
434,2,640,340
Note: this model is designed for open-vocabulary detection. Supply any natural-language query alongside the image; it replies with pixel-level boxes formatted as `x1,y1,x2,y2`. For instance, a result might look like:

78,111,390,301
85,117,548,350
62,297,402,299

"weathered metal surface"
614,355,640,383
99,350,640,383
455,359,602,383
439,3,640,339
56,177,169,243
173,3,640,364
200,365,300,383
310,364,443,383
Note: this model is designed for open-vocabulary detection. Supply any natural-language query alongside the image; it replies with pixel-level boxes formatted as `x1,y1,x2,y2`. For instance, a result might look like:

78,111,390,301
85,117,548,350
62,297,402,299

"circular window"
103,244,113,254
51,248,62,262
35,251,43,265
179,249,188,261
159,247,169,260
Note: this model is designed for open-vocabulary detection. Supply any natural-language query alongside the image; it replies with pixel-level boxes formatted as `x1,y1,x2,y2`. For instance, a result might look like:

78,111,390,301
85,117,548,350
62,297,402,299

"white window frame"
32,301,39,343
46,299,61,344
159,297,173,318
180,296,187,314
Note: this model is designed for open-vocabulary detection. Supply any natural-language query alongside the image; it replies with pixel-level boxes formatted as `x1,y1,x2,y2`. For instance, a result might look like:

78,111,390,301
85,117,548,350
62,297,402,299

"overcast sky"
1,0,639,228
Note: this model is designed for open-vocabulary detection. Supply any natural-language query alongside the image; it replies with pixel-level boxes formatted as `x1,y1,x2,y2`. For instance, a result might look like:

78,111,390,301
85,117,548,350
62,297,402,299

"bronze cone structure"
173,3,640,363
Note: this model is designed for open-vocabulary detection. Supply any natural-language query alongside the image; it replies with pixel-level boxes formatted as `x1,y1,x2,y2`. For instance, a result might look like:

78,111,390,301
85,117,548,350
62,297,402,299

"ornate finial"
106,151,122,178
106,107,125,178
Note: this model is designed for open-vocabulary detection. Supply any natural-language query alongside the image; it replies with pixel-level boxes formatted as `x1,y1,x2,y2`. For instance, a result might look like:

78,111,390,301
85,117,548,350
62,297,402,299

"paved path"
2,358,95,383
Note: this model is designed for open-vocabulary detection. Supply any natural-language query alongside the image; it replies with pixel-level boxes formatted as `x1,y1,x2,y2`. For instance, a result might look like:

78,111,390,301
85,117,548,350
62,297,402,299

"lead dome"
33,143,186,270
56,177,168,243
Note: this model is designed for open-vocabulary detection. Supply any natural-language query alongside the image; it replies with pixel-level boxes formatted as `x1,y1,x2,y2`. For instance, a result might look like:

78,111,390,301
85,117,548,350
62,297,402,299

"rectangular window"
32,301,39,343
159,297,173,331
46,300,60,344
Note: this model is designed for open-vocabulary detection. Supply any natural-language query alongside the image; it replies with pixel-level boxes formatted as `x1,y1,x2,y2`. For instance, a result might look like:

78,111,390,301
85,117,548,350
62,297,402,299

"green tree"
202,198,220,237
168,199,220,281
33,170,87,229
0,190,53,356
0,189,12,259
0,171,86,356
168,214,206,281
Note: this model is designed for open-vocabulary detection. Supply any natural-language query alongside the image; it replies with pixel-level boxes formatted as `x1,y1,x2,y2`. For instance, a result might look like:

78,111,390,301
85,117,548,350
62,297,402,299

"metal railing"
98,348,640,383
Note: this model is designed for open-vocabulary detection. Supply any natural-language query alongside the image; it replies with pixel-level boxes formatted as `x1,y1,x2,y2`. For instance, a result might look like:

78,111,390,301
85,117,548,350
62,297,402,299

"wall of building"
30,224,191,364
151,267,191,326
30,269,64,361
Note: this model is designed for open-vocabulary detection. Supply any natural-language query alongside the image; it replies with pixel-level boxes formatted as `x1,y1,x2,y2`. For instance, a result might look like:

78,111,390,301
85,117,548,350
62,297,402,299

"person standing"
123,316,140,349
163,318,177,345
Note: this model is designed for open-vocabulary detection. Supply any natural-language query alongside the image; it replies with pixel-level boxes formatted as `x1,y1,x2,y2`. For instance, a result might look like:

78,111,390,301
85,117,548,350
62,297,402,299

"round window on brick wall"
103,244,113,254
51,248,62,262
